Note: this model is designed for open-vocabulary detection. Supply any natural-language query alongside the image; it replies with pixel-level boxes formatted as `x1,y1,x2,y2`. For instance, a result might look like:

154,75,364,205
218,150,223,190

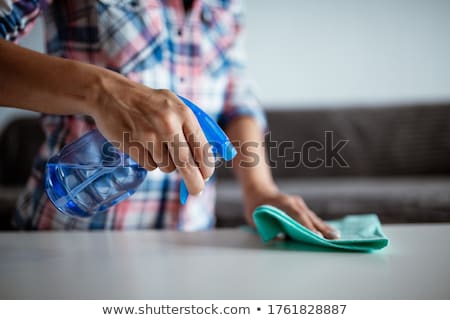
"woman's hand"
0,39,213,195
243,187,340,239
91,71,215,195
224,116,339,240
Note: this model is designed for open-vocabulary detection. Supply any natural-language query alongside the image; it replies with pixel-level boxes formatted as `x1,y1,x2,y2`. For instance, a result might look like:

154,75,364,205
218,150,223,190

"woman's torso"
14,0,238,230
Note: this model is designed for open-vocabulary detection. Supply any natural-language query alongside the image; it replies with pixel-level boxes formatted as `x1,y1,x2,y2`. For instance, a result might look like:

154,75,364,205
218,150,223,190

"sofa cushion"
215,177,450,227
218,103,450,179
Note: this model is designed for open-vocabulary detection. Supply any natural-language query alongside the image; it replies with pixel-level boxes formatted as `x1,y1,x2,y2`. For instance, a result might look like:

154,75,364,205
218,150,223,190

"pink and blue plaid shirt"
1,0,265,230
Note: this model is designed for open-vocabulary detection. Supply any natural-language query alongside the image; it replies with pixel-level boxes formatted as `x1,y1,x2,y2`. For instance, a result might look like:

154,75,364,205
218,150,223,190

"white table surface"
0,224,449,299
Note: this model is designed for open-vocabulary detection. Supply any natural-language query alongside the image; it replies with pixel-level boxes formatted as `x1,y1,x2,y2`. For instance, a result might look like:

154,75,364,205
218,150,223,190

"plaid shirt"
1,0,265,230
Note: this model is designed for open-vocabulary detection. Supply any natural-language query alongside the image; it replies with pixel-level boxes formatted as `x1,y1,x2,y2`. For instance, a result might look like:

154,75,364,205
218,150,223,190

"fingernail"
205,176,210,182
327,230,341,239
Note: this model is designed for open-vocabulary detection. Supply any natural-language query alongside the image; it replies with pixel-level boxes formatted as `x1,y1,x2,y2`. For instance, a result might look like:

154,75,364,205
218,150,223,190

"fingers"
112,89,213,195
165,95,213,194
123,139,157,172
162,144,177,173
165,125,205,195
125,129,206,196
183,117,215,181
308,210,340,239
149,135,176,173
293,197,340,239
290,197,321,235
295,197,340,239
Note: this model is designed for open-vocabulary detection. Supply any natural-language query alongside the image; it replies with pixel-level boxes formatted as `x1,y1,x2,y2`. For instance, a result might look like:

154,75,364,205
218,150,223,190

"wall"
1,0,450,129
245,0,450,107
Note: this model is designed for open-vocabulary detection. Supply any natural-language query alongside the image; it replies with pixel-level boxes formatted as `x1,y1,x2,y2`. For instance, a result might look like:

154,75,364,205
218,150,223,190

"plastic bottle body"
45,129,147,218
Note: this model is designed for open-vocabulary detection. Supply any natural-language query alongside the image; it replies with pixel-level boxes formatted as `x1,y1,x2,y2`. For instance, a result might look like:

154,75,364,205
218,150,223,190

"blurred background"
2,0,450,126
246,0,450,106
1,0,449,228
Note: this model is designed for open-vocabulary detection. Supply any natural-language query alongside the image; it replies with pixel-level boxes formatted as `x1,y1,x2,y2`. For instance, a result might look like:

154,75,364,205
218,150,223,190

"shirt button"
177,29,183,36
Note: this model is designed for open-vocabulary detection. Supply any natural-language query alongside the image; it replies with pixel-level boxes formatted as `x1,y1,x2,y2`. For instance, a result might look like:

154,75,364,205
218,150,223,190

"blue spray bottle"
45,95,237,217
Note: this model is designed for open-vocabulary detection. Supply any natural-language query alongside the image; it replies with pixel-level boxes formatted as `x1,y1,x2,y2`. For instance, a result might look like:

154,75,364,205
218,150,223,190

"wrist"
65,61,121,118
76,63,111,118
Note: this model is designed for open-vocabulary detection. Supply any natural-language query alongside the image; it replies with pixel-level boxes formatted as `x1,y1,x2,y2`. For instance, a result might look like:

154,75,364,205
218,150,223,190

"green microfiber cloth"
253,205,389,252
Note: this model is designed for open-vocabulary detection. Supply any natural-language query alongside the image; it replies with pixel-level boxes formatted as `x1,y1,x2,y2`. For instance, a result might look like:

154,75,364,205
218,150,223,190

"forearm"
225,116,278,197
0,39,109,117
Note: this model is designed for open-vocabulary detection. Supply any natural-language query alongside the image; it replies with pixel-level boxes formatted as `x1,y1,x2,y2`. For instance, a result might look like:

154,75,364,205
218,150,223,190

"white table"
0,224,449,299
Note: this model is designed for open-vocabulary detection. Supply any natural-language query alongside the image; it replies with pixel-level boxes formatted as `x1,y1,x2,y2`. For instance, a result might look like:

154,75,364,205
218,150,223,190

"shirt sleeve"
217,0,267,132
0,0,48,41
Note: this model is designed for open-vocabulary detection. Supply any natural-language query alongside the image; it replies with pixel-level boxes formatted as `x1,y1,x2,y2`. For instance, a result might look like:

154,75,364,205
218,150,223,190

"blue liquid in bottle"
45,130,147,218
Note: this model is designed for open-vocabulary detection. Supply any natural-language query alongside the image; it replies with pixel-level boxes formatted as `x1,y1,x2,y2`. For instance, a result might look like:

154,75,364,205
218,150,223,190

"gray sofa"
1,103,449,229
